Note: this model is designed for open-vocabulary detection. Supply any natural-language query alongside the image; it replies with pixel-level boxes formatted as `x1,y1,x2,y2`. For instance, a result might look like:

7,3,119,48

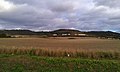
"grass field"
0,37,120,71
0,37,120,59
0,54,120,72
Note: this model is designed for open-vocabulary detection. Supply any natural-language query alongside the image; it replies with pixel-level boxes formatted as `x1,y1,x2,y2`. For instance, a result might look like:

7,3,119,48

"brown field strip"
0,37,120,58
0,37,120,51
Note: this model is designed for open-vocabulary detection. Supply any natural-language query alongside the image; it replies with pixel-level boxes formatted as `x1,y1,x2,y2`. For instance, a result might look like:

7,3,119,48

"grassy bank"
0,54,120,72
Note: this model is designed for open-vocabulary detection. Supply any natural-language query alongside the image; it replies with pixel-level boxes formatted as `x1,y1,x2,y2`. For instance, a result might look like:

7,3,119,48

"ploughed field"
0,37,120,59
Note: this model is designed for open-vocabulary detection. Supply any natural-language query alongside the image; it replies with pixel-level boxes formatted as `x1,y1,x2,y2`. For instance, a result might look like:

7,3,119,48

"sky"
0,0,120,32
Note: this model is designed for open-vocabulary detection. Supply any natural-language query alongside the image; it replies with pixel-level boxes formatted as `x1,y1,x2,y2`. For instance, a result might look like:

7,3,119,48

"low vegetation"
0,34,11,38
0,54,120,72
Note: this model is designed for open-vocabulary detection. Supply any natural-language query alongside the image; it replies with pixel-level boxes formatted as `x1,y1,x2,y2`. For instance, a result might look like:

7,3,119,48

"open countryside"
0,29,120,72
0,37,120,52
0,37,120,72
1,0,120,71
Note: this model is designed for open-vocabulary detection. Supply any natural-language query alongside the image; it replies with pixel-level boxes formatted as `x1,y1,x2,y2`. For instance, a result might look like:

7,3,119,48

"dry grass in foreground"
0,47,120,59
0,37,120,59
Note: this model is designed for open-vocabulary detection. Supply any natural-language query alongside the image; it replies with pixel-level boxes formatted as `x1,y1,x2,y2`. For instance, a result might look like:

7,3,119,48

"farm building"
51,29,87,37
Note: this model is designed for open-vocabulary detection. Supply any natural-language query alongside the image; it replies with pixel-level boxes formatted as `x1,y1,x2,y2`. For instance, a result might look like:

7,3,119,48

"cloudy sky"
0,0,120,32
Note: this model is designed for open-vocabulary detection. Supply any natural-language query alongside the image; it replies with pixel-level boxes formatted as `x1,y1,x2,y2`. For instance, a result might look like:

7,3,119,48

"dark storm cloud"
0,0,120,32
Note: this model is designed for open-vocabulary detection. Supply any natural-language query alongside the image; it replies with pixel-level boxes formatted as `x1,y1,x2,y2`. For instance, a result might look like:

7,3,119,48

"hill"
0,29,120,39
85,31,120,39
0,30,35,35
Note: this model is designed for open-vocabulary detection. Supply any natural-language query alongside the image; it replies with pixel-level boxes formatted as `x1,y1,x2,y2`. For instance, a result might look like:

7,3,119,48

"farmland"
0,37,120,50
0,37,120,59
0,37,120,71
0,54,120,72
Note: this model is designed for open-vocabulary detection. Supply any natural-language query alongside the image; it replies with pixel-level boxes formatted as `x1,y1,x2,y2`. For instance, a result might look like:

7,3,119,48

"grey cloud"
94,0,120,8
0,0,120,32
49,2,75,12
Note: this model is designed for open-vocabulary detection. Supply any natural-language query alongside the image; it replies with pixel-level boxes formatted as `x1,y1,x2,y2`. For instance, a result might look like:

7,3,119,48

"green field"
0,54,120,72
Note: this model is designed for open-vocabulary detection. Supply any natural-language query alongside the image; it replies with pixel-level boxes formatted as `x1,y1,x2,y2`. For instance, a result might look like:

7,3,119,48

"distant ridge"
0,29,120,39
0,30,35,35
52,29,81,32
